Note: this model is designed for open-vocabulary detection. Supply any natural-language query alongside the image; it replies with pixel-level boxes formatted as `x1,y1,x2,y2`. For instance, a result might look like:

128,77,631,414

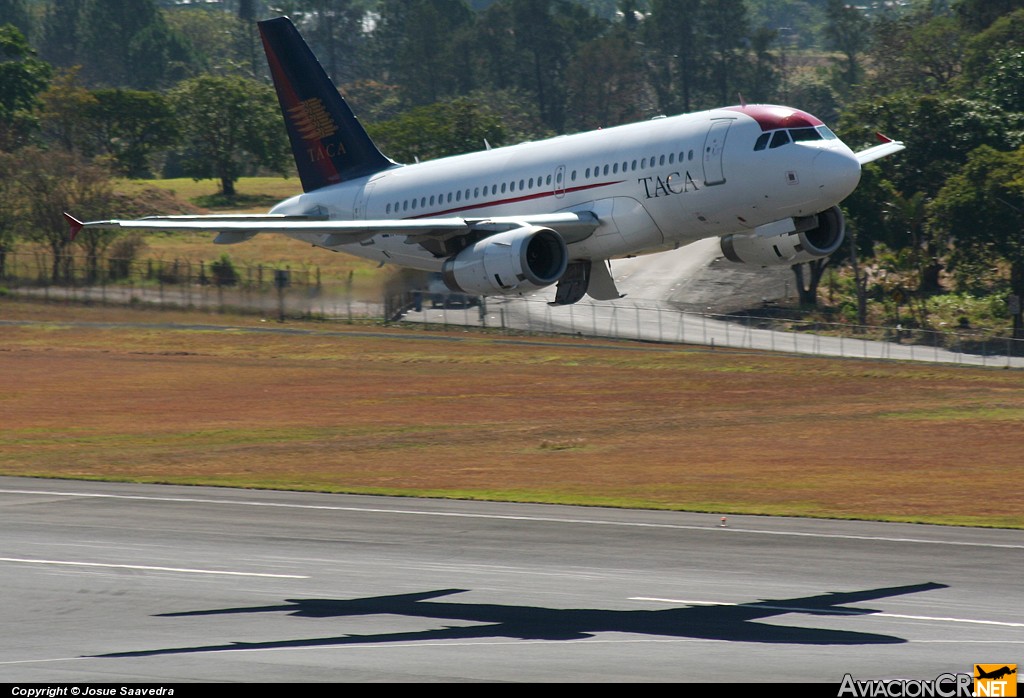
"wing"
854,133,906,165
64,211,600,248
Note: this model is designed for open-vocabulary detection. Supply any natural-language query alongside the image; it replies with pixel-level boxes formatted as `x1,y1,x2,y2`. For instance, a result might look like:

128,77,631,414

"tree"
955,0,1024,32
824,0,869,95
372,0,476,107
272,0,372,85
367,97,507,163
11,148,116,282
960,8,1024,86
0,150,19,277
701,0,752,105
0,0,33,39
839,94,1022,199
476,0,604,132
171,74,288,196
870,12,966,95
564,34,649,130
0,24,52,149
40,0,85,70
646,0,704,113
929,145,1024,337
77,0,193,88
87,89,179,177
38,68,99,155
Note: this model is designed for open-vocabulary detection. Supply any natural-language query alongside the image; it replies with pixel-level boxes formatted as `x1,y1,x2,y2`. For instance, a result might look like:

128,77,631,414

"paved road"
405,240,1024,368
1,477,1020,682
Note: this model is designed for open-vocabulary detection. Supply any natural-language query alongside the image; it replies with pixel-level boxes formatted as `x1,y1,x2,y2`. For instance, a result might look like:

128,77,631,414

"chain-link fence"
0,250,380,321
4,251,1022,368
390,293,1024,369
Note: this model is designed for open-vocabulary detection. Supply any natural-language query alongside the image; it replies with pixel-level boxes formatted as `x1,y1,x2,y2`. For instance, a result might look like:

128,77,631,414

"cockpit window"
756,125,840,151
790,127,822,142
769,130,791,148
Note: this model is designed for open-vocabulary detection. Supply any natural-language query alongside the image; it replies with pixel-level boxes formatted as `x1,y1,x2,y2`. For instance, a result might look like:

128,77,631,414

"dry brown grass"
2,298,1022,527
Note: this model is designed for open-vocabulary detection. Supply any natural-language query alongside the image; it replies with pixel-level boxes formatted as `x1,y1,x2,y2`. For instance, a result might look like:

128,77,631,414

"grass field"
102,177,390,290
2,298,1022,528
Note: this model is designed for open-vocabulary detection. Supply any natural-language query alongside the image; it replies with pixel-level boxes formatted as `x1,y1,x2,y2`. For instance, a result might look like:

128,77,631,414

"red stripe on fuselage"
406,180,623,219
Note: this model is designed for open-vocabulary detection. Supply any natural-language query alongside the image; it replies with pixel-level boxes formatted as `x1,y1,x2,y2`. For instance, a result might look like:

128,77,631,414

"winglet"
855,135,906,166
64,212,84,241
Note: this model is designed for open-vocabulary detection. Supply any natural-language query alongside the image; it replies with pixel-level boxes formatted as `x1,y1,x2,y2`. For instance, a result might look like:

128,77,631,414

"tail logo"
288,98,340,143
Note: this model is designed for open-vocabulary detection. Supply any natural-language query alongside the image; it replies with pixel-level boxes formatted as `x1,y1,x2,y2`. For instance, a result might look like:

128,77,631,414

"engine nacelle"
442,226,568,296
720,206,845,266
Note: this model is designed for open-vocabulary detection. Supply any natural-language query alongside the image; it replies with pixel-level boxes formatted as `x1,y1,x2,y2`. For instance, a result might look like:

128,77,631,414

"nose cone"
813,146,861,203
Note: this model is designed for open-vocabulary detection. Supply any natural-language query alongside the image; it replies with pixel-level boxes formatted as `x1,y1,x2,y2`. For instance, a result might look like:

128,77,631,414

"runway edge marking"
2,487,1022,550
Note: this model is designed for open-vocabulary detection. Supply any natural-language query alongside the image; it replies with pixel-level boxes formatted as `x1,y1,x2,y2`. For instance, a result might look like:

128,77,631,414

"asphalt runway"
1,476,1021,682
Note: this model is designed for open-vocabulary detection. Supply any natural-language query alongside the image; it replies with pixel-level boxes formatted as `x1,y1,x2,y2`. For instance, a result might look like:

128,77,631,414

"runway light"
719,517,727,527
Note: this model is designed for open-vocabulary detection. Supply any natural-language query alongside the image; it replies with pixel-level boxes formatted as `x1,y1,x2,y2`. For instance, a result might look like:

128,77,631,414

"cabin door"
702,120,732,186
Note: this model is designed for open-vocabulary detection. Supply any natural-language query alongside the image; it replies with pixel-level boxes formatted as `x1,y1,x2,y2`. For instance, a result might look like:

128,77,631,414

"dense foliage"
2,0,1024,335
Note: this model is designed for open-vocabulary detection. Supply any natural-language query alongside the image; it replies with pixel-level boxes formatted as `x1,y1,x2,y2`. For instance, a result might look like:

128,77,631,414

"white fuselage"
270,107,862,271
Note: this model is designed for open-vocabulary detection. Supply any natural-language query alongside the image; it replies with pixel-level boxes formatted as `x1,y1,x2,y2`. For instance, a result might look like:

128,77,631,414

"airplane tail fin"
258,17,395,192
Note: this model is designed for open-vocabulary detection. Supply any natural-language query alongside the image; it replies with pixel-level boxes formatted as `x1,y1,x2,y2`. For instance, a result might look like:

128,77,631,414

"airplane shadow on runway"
98,582,946,658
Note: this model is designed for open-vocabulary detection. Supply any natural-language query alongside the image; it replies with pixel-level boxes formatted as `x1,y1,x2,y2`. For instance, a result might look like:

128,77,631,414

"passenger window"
456,190,461,201
429,195,435,206
613,163,618,173
571,170,576,181
386,203,391,214
668,153,674,164
510,181,516,192
754,133,770,151
519,179,525,189
501,183,506,193
659,154,665,166
631,160,637,171
602,165,608,175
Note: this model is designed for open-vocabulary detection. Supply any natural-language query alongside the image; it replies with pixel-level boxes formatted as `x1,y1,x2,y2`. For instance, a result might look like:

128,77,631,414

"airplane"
66,16,904,306
975,666,1017,681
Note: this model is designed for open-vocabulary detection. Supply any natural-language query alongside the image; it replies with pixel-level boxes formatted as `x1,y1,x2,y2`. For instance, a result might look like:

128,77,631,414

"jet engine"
442,226,568,296
720,206,845,266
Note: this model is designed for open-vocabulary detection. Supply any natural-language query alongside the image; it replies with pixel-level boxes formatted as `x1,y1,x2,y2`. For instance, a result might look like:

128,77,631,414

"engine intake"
721,206,845,266
442,226,568,296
